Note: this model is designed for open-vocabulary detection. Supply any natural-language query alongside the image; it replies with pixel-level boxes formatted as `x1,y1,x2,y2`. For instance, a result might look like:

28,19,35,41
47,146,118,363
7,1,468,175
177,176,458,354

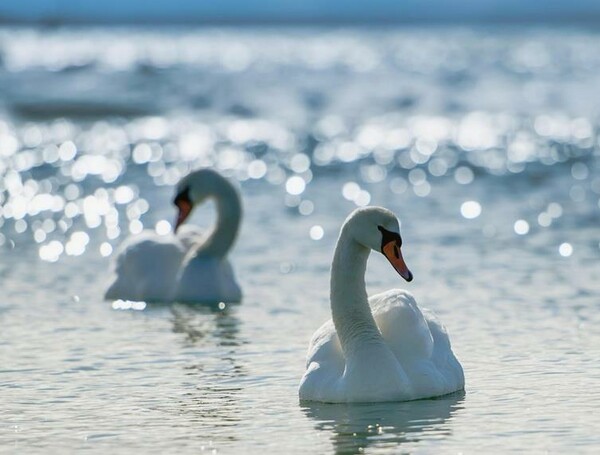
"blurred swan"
299,206,464,403
105,169,242,303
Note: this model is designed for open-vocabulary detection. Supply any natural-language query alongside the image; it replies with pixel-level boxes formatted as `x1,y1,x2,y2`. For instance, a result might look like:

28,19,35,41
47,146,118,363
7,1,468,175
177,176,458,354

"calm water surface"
1,26,599,453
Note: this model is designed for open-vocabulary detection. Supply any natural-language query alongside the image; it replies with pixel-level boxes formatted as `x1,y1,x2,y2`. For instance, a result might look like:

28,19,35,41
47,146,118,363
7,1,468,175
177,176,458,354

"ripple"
1,25,600,455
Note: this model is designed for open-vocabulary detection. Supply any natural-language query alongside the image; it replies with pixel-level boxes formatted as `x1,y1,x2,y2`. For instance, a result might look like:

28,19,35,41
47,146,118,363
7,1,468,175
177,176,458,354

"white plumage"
299,207,464,403
105,169,242,304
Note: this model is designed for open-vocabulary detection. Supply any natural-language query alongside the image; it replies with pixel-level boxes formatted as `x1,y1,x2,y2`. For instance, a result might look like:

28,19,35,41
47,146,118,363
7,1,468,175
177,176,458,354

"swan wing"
299,319,345,401
105,231,187,302
370,289,464,397
370,289,434,361
305,319,344,370
421,308,466,393
175,256,241,303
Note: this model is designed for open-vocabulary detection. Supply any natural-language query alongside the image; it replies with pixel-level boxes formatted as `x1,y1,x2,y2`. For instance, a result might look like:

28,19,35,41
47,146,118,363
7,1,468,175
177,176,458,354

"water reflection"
302,392,465,454
178,375,244,430
168,302,246,431
170,301,242,347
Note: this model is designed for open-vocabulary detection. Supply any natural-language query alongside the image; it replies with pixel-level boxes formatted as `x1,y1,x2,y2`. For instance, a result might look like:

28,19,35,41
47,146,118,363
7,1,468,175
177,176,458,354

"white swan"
299,206,464,403
105,169,242,303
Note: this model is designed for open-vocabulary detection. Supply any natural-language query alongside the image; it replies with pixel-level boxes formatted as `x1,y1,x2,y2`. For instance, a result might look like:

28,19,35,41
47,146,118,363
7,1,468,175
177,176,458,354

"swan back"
105,231,187,302
176,256,241,303
370,290,433,361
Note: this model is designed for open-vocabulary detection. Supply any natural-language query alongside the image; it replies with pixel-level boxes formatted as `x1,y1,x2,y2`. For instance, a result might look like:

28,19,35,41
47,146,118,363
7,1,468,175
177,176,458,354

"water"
1,26,599,453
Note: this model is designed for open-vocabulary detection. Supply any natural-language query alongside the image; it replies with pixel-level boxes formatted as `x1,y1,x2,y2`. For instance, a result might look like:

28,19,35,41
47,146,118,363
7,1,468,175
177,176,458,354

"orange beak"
174,199,192,233
382,240,413,282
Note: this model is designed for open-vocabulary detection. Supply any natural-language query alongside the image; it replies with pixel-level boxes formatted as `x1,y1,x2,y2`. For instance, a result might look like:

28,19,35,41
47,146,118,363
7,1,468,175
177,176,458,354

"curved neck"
330,226,382,356
196,179,242,258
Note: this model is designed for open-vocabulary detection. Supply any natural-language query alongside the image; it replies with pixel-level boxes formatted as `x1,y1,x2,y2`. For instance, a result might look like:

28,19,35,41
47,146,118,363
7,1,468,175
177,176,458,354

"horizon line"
1,14,600,27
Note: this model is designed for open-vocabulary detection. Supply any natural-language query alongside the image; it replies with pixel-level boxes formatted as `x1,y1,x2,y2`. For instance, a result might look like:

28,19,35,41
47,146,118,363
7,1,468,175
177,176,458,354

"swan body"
299,207,464,403
105,169,242,304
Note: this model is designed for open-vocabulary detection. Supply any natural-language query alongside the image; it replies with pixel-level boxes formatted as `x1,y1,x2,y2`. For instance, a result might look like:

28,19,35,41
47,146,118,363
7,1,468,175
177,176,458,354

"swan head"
344,206,413,282
172,168,224,232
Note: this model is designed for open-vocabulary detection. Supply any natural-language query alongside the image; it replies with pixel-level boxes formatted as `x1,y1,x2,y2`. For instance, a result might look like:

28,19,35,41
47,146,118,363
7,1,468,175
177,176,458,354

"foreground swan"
105,169,242,303
299,207,464,403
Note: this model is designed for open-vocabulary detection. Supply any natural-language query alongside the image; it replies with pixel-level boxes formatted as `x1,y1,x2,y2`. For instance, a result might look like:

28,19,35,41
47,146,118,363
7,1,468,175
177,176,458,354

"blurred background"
1,1,599,454
2,0,600,23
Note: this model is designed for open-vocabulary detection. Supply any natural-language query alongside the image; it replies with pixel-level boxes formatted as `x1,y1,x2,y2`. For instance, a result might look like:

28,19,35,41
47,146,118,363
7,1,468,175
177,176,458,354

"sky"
1,0,600,24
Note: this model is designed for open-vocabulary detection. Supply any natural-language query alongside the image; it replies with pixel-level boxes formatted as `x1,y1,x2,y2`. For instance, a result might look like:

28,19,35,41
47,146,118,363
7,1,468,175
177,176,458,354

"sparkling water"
1,26,599,453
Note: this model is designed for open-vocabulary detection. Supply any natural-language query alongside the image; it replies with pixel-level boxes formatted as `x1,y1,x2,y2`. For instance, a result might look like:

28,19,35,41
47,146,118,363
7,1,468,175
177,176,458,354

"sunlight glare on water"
1,26,599,454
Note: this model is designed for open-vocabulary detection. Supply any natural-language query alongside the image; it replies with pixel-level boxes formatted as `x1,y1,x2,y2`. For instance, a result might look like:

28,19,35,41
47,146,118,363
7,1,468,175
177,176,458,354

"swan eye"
378,225,402,252
174,187,191,206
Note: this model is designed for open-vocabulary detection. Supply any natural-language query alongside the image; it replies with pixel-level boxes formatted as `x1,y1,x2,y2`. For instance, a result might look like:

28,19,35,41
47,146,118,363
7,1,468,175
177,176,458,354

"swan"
299,206,464,403
105,169,242,304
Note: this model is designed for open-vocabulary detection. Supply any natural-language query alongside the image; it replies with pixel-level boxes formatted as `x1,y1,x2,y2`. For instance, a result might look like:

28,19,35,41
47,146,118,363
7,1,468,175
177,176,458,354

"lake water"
1,26,599,453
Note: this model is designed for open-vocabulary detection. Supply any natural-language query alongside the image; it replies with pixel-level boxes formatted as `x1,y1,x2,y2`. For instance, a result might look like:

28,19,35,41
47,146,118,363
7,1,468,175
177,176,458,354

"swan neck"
196,179,241,258
330,228,381,355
